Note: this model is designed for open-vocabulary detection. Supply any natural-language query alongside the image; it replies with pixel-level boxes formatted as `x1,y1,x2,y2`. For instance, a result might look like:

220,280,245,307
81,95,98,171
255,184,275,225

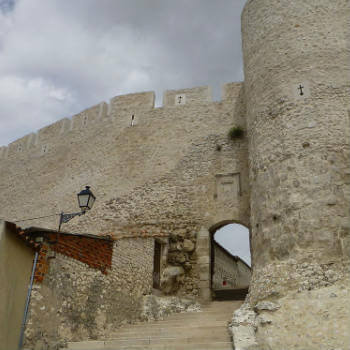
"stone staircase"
66,300,243,350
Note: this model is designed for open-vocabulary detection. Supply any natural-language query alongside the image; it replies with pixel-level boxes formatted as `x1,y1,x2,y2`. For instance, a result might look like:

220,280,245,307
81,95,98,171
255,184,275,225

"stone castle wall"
0,83,250,237
25,237,154,348
0,81,250,304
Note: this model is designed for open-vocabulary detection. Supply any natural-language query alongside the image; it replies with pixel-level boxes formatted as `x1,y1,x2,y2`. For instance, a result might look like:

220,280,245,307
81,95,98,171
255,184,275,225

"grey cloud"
0,0,15,13
214,224,251,266
0,0,246,146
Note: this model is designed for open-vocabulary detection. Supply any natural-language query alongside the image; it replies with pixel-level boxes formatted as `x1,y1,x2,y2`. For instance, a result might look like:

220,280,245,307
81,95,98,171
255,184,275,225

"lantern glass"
77,186,95,211
88,195,95,210
78,193,90,209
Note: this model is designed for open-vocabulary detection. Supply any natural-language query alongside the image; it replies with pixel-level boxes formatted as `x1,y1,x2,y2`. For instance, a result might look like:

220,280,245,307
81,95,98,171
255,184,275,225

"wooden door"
153,241,161,289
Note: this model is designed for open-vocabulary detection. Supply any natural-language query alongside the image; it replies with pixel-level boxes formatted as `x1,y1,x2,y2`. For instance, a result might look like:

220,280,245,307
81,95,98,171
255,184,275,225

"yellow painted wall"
0,221,34,350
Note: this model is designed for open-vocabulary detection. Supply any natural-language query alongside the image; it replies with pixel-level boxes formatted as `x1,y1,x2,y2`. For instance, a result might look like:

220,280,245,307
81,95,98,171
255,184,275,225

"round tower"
242,0,350,301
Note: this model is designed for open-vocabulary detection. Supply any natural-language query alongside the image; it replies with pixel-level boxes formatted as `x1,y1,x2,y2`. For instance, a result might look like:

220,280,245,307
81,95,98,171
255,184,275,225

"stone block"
183,239,195,252
199,263,210,274
254,301,280,313
199,288,211,303
199,280,210,289
197,227,209,239
196,238,209,249
222,82,243,101
199,272,209,281
196,247,209,256
110,91,155,113
163,86,212,107
197,256,210,264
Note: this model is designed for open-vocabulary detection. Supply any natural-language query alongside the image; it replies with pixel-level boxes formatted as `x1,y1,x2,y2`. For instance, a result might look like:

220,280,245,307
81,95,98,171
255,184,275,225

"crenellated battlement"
0,77,248,237
0,82,243,160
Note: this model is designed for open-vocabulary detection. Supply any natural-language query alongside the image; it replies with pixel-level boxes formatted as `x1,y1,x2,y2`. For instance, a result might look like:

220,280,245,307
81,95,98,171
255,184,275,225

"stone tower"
242,0,350,302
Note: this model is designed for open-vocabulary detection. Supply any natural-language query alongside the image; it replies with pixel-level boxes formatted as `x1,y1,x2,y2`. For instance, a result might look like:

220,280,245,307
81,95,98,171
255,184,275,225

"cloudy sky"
0,0,246,147
215,224,251,266
0,0,250,262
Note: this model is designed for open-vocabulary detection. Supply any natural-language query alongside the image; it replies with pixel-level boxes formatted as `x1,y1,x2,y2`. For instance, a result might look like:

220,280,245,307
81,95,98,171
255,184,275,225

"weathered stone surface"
229,303,258,350
24,238,154,348
162,266,185,278
175,253,187,264
183,239,195,252
253,280,350,350
141,295,200,321
256,314,272,326
160,266,185,294
254,301,280,313
33,340,47,350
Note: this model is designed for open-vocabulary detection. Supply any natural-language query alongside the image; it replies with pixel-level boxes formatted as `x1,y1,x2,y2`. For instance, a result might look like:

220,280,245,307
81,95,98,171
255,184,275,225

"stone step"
105,341,233,350
109,332,229,341
67,340,233,350
199,310,236,316
200,305,242,313
135,312,234,322
111,325,229,338
144,315,231,323
119,320,229,328
66,301,239,350
202,301,242,307
165,309,234,316
200,306,237,312
109,335,230,346
140,313,228,319
204,301,237,304
109,323,228,338
104,333,230,343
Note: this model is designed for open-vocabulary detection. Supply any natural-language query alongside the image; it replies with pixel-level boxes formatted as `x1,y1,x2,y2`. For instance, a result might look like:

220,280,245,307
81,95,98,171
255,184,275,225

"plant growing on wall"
228,126,244,140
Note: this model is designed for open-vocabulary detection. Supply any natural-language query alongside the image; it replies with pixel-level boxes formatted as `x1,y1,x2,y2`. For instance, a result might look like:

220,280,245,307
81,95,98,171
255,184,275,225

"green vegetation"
228,126,244,140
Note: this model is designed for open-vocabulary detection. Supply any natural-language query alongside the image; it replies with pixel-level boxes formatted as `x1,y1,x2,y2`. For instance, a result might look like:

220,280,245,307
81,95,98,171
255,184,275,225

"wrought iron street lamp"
18,186,96,350
77,185,96,211
58,186,96,231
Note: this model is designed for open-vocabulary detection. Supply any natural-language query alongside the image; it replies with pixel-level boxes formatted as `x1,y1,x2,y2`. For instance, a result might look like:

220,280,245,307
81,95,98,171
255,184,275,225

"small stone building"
2,219,249,349
0,221,161,348
25,229,158,348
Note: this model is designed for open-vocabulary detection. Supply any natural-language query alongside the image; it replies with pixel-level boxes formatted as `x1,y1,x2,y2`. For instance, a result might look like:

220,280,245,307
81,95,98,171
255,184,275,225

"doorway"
210,223,251,300
153,240,161,289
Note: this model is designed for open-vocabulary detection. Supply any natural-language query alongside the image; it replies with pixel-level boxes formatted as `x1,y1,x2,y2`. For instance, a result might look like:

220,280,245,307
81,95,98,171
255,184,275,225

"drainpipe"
18,250,39,350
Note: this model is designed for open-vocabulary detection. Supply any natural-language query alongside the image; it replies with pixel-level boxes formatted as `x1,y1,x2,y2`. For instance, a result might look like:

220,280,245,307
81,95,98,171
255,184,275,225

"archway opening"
210,223,251,300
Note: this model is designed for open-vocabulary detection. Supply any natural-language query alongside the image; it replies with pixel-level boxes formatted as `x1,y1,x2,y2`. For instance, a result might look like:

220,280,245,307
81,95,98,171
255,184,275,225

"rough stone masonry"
0,0,349,349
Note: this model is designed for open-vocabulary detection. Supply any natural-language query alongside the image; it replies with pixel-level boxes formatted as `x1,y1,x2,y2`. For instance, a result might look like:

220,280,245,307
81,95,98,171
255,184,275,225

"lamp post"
18,186,96,350
58,186,96,232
